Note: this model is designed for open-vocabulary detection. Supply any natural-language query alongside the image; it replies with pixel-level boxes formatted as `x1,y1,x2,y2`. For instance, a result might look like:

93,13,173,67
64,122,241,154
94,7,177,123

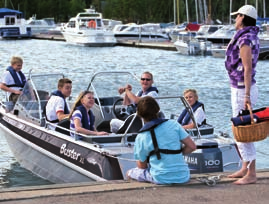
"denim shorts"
127,167,160,184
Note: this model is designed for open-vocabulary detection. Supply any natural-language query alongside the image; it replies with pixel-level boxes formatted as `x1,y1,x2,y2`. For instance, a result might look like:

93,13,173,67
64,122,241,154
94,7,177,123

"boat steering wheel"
112,98,136,120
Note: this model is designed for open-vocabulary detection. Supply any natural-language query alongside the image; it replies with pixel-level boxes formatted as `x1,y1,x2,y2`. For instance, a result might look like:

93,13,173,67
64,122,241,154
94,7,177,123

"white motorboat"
195,24,224,42
211,45,269,60
26,14,56,35
196,24,235,44
0,71,241,184
211,45,227,58
0,8,31,39
174,39,212,56
102,19,122,30
169,23,200,42
113,23,171,42
61,8,116,47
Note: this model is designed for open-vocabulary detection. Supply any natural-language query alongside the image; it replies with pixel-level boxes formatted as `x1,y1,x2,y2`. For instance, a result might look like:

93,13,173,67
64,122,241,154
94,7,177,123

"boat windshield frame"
15,71,65,121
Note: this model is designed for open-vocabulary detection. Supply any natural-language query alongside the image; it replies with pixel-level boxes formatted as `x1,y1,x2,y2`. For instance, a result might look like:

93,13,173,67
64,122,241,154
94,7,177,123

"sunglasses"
141,78,151,81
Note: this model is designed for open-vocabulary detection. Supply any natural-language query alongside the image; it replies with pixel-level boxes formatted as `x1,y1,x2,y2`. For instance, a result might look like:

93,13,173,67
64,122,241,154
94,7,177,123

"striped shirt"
70,110,92,138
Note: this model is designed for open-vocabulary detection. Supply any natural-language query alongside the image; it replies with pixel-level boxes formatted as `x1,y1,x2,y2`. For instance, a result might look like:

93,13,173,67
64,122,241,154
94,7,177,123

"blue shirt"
134,120,190,184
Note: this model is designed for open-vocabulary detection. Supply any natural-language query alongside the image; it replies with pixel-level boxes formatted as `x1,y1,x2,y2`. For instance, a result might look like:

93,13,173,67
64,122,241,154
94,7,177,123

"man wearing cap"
225,5,260,185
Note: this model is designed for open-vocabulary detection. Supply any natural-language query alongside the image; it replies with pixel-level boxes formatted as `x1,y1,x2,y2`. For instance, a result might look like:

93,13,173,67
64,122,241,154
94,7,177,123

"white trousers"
231,84,258,162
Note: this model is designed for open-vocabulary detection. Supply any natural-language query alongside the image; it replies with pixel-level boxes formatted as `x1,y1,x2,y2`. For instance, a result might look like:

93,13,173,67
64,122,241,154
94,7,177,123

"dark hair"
68,91,94,119
58,78,72,89
242,14,256,26
137,96,159,122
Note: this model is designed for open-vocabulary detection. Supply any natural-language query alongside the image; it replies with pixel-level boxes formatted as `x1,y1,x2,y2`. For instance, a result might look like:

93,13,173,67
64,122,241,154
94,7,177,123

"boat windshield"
16,73,64,120
87,72,140,98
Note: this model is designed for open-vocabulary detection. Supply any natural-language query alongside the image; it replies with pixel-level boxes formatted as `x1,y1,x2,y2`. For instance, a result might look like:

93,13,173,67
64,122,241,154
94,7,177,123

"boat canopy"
0,8,23,18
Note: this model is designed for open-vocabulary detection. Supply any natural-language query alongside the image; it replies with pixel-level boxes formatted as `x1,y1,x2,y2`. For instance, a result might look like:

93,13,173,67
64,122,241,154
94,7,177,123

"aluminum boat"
0,71,241,184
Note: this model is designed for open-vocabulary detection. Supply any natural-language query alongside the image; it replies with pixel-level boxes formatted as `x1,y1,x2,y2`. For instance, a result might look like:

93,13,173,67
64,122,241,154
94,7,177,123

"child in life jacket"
177,89,206,129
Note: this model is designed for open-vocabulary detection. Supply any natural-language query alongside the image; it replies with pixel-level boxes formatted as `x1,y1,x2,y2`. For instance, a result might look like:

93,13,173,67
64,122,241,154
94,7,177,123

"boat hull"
62,30,117,47
0,113,124,183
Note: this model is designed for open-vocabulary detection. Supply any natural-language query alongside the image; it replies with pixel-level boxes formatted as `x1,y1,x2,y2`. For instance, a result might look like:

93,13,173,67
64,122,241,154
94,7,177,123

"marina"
0,39,268,188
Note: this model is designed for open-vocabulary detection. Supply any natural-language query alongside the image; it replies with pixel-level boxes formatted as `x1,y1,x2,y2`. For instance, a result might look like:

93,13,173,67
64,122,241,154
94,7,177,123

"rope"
101,151,136,162
196,174,224,187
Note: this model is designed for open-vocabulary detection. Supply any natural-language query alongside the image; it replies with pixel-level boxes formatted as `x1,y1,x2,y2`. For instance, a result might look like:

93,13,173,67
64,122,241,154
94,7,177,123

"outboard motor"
184,142,223,174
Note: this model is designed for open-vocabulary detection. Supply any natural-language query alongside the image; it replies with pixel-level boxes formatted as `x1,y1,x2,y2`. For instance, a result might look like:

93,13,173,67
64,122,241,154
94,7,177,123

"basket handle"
246,103,254,125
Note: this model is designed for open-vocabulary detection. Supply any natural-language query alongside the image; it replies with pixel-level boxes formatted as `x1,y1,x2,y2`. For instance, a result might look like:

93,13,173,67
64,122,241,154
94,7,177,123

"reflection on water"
0,39,269,187
1,162,52,188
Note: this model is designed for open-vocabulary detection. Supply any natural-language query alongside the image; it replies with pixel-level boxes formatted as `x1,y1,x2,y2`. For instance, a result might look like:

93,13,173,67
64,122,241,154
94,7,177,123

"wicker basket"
232,104,269,142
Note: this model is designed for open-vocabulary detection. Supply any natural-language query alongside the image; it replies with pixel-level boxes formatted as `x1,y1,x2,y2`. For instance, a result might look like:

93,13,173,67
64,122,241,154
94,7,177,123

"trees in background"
0,0,268,24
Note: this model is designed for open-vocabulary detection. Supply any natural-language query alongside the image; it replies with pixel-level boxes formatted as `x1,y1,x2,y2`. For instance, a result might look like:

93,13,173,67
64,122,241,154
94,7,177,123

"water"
0,39,269,187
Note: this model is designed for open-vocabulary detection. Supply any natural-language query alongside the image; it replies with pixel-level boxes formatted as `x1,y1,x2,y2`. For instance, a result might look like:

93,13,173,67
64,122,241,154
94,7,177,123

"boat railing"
155,96,202,139
47,121,137,145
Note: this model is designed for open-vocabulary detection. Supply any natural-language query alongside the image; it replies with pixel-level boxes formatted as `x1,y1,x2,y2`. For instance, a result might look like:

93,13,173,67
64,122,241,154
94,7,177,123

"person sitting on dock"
69,91,109,139
126,96,196,184
110,71,159,133
45,78,72,125
0,56,26,103
177,89,206,129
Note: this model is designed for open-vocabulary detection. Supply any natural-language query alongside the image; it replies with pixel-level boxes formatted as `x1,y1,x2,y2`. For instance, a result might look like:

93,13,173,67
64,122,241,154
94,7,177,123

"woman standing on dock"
225,5,260,185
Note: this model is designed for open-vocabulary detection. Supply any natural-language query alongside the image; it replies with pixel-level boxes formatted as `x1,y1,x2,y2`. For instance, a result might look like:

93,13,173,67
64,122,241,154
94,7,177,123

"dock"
31,34,177,51
31,34,269,60
1,170,269,203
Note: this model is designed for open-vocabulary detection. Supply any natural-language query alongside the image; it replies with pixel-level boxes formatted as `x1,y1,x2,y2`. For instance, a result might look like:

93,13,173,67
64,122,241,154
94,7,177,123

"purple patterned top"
225,26,260,89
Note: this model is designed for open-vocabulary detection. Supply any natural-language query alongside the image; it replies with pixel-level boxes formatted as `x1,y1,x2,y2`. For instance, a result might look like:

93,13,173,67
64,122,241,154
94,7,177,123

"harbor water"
0,39,269,187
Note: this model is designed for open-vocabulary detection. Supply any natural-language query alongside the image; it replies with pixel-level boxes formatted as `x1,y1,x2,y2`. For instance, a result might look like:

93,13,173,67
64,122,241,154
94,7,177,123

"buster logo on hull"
60,144,81,161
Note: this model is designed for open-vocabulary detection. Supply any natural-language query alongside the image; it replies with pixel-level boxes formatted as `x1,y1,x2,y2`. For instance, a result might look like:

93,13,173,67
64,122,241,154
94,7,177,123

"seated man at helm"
110,71,159,133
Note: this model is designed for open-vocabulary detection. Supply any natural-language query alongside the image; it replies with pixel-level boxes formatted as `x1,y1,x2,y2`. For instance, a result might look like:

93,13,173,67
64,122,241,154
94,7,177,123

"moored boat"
113,23,170,42
26,15,56,35
0,71,241,184
61,8,116,47
0,8,31,39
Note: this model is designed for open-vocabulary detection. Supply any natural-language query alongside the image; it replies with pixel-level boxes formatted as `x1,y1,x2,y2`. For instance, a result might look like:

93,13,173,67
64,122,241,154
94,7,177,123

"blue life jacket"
51,90,70,114
6,66,26,88
177,101,205,126
139,118,182,161
137,86,158,97
75,105,95,131
44,90,70,123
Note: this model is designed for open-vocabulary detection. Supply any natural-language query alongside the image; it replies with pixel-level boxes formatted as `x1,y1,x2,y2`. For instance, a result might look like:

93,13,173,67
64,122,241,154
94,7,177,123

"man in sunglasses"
110,71,159,133
119,71,158,105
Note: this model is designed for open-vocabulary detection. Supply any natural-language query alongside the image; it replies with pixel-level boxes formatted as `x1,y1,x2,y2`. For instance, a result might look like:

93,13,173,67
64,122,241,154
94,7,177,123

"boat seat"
96,120,112,133
55,118,70,136
116,114,143,134
158,111,165,119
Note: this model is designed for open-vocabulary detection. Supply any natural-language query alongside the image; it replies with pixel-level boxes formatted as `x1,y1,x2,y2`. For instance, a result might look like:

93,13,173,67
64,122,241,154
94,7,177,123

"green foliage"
0,0,268,24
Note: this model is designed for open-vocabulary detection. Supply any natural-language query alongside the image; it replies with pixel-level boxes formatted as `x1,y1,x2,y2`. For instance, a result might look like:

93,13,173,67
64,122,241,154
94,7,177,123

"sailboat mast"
229,0,232,24
174,0,176,24
208,0,211,24
186,0,189,23
195,0,199,23
177,0,180,24
256,0,258,15
263,0,266,18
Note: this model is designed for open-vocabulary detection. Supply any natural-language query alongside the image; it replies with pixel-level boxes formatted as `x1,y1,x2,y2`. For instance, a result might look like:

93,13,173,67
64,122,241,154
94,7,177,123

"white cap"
230,5,257,20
